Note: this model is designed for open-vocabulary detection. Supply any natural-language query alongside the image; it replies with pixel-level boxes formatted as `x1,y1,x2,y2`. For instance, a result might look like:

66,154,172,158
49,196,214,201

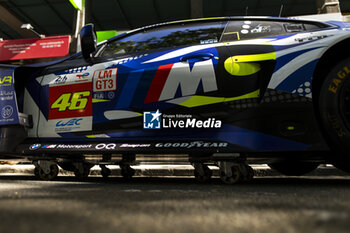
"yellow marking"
231,52,276,63
225,59,261,76
51,93,71,111
92,98,110,103
224,52,276,76
169,17,225,24
179,89,260,108
0,76,12,85
69,91,90,110
86,135,96,138
223,31,240,40
225,89,260,102
51,91,91,111
287,126,295,131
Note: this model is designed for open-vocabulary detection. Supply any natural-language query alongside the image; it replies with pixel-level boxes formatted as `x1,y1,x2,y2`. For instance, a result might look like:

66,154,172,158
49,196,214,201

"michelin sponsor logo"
143,110,222,129
155,141,228,148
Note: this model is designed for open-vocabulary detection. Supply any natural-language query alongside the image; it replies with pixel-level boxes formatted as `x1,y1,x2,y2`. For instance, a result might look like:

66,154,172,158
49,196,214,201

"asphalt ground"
0,165,350,233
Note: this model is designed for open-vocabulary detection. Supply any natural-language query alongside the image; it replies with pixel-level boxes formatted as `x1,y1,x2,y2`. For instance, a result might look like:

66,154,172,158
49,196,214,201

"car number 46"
51,91,90,111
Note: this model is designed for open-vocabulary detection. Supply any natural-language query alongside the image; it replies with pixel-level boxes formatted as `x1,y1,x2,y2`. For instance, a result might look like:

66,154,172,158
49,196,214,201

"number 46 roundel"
48,82,92,120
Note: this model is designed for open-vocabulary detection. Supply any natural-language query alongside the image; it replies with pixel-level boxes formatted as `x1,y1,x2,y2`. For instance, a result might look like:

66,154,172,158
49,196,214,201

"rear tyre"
319,57,350,172
34,167,40,178
101,167,111,178
120,164,135,180
194,165,212,183
74,169,90,179
74,163,91,179
269,162,319,176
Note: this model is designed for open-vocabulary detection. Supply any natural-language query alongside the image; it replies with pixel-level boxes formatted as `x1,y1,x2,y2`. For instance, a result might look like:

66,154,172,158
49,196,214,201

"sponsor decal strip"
27,141,228,151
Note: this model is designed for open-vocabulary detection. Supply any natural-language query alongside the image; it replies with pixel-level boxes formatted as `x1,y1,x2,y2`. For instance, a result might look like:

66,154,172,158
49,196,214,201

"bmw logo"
30,144,41,150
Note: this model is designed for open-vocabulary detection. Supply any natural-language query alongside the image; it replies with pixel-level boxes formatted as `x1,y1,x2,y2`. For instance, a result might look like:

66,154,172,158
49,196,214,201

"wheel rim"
220,167,241,184
38,165,58,180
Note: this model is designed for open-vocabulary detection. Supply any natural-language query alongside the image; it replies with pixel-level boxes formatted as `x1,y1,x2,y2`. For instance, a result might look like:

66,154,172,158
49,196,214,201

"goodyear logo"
0,76,12,86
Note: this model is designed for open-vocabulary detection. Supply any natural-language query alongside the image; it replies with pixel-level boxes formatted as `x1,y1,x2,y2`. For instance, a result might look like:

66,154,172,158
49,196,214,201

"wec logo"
56,118,82,127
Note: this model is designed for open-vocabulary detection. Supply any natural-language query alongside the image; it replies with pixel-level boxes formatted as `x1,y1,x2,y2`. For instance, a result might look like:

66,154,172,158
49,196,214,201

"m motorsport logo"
143,110,221,129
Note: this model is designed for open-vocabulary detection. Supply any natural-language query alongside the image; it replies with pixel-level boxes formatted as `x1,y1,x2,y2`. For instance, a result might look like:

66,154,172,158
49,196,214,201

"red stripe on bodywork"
144,63,174,104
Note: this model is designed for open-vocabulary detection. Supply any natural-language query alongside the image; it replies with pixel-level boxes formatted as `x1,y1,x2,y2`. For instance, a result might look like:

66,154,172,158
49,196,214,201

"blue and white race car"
1,16,350,183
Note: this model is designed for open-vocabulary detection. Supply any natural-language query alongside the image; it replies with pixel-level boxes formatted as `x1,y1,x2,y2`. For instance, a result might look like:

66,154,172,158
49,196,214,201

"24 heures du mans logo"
143,110,221,129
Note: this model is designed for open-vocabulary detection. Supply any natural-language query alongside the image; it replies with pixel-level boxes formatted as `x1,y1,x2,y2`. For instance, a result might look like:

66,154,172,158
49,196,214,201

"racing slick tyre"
194,165,213,183
268,162,319,176
36,164,59,181
74,169,90,179
34,167,40,178
100,167,111,178
241,165,254,182
219,166,241,184
58,161,76,172
120,164,135,180
319,57,350,172
74,163,91,179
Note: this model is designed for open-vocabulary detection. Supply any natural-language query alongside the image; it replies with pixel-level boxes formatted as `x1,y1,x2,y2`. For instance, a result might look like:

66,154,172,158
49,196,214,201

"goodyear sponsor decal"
328,66,350,94
155,141,228,148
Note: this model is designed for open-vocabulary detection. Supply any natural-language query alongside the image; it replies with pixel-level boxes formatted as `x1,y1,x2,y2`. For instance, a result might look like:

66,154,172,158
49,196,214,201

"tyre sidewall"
319,57,350,161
